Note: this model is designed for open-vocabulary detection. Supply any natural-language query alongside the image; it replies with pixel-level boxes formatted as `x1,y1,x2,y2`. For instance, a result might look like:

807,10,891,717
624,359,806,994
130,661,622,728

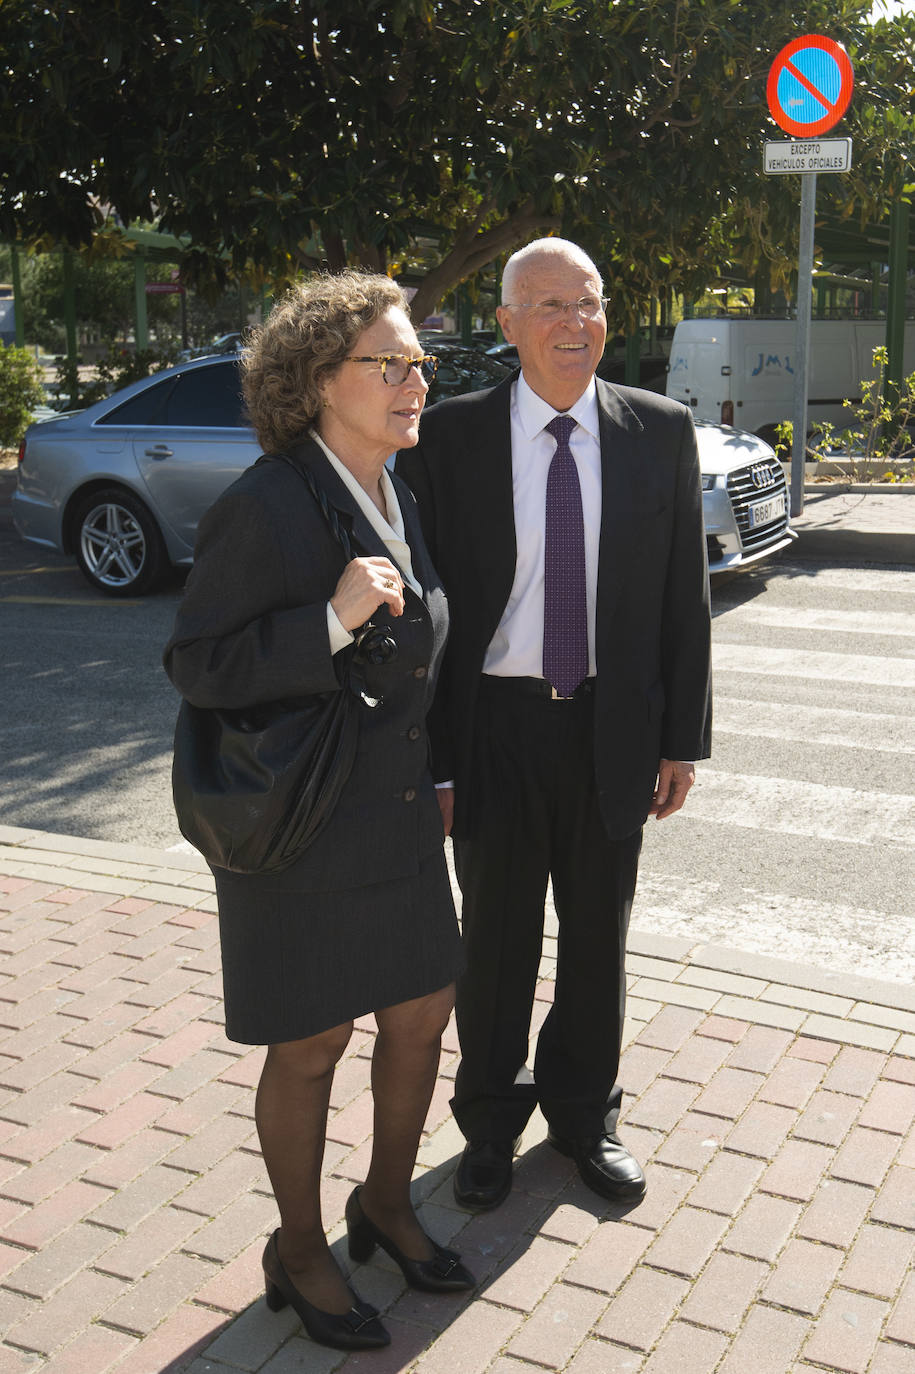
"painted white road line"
772,564,915,593
633,874,915,985
716,606,915,638
686,768,915,847
712,643,915,688
712,696,915,755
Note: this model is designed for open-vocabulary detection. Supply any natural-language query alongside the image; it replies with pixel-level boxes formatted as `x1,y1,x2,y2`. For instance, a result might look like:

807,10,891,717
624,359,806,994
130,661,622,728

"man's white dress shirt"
483,373,602,678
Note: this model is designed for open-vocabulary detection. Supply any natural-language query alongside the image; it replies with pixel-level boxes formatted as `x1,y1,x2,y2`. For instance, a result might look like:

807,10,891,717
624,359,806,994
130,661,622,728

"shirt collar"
515,371,600,443
310,429,405,542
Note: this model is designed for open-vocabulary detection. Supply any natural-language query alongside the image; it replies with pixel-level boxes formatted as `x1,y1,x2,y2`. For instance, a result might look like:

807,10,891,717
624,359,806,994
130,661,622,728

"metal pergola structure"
5,226,269,362
6,227,195,357
815,200,914,393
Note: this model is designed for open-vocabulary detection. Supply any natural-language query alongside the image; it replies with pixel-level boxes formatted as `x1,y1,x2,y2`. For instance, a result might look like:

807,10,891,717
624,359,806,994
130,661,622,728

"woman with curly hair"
164,272,472,1352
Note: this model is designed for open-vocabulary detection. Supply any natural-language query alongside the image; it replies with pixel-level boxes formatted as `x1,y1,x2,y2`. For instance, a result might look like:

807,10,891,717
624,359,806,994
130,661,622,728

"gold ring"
384,578,395,590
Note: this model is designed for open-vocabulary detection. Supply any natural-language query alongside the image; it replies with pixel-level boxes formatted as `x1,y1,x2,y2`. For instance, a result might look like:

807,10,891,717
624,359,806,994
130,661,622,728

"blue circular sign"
767,36,854,137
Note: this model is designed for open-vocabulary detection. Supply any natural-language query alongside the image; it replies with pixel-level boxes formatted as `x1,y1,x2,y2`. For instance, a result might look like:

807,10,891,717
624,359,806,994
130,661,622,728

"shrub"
0,342,46,447
776,349,915,483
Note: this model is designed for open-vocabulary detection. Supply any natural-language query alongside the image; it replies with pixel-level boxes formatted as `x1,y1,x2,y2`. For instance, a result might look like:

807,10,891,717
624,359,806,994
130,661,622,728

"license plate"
748,491,786,529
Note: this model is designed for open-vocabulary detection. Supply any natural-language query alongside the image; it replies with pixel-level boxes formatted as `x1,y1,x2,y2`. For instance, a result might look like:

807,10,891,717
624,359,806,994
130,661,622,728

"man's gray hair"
501,238,603,301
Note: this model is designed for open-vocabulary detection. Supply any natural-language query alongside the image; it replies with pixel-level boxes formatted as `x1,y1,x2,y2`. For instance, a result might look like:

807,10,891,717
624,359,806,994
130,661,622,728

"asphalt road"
1,488,913,984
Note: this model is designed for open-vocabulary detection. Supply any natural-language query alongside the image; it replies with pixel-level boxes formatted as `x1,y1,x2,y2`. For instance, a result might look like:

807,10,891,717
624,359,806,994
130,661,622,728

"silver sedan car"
695,420,796,575
13,355,795,595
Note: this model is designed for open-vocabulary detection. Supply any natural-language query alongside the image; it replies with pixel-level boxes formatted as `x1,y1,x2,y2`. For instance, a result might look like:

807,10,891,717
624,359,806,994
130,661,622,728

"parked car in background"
697,420,795,574
15,356,255,595
598,353,668,393
425,341,511,399
13,354,793,596
484,342,520,367
176,332,245,363
485,343,668,394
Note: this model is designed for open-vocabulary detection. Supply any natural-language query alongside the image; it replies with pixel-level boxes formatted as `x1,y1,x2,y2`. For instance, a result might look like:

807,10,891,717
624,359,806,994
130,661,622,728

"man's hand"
436,786,455,838
650,759,695,820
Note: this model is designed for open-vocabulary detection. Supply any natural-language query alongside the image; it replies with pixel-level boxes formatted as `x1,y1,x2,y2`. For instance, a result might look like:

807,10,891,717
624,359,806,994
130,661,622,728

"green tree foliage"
0,341,44,446
18,251,179,353
840,7,915,212
1,1,909,323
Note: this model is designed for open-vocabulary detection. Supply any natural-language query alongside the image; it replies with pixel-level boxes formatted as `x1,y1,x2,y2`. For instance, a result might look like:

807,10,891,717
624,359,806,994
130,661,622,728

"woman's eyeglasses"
344,354,440,386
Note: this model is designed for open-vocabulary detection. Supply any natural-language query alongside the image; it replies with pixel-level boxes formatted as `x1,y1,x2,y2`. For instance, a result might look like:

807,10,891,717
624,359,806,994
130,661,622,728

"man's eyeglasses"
501,296,609,323
344,354,439,386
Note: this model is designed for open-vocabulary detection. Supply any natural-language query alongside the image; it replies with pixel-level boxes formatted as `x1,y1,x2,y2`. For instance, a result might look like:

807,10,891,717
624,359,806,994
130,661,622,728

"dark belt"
479,674,595,702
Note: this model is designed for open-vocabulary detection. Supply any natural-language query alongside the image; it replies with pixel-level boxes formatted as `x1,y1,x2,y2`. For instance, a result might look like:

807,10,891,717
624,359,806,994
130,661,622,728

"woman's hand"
330,557,405,631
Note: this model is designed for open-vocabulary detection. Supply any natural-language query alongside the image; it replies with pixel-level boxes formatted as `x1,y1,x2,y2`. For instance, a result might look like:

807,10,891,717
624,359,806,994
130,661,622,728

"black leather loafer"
547,1130,646,1201
453,1138,519,1211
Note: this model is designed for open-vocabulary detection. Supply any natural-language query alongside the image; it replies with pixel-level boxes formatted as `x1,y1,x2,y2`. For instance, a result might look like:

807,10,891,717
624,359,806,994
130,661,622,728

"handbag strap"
267,449,392,709
270,451,356,562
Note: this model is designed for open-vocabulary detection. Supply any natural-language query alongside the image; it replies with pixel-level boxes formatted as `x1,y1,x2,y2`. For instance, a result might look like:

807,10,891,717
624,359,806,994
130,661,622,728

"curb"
2,822,915,1028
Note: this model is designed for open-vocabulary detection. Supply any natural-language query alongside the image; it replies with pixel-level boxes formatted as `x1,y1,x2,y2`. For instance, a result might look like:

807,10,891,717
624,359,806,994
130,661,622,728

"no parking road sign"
767,35,854,138
764,36,854,524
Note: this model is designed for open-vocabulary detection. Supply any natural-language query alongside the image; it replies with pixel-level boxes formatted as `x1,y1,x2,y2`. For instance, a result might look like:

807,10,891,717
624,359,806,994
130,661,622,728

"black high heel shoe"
345,1186,476,1293
262,1231,390,1351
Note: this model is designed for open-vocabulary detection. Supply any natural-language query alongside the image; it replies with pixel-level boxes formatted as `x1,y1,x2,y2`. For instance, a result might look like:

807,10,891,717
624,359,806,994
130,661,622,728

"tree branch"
408,201,560,322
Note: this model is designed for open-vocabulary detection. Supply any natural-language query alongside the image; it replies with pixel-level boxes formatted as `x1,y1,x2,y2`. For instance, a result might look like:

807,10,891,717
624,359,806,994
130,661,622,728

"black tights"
255,982,455,1313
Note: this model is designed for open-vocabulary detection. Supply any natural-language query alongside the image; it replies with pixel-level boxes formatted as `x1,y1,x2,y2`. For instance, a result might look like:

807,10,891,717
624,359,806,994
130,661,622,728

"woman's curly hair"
241,271,409,452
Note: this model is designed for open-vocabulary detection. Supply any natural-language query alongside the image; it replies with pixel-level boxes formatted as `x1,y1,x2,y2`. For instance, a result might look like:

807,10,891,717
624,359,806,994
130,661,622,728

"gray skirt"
214,846,464,1044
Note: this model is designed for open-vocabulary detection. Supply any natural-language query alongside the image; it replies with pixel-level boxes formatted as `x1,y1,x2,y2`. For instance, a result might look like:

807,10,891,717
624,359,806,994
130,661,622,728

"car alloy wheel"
74,487,167,595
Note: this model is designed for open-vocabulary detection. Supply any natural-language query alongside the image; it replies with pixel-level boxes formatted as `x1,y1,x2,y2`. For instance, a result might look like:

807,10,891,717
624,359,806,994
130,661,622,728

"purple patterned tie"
543,413,588,698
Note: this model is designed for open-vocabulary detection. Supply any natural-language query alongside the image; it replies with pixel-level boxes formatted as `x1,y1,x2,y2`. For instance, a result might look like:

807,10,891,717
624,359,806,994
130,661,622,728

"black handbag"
171,452,395,875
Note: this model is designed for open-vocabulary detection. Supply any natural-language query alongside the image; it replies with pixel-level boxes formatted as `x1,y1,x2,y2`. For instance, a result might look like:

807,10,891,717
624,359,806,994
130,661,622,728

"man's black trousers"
451,676,643,1143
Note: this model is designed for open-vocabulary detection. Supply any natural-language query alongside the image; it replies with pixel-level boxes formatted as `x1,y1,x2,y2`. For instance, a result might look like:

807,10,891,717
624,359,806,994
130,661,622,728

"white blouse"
310,431,422,654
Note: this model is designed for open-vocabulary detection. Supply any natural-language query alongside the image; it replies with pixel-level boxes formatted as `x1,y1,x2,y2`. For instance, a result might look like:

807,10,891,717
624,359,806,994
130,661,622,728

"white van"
666,318,915,443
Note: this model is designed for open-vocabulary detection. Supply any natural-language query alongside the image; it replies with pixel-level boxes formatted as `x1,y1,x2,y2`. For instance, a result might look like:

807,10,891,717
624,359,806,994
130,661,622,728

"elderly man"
397,238,711,1210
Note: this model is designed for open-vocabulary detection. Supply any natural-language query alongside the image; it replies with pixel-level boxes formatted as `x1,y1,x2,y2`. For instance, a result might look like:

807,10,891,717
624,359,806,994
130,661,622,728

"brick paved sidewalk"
1,824,914,1374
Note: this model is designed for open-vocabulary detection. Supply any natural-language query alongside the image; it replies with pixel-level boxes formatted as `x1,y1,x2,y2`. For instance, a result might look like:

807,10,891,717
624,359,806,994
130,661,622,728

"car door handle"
145,445,173,459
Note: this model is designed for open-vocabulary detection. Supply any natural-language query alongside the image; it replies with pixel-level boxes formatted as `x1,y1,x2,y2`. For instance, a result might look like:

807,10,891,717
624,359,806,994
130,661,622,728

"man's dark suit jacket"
164,437,449,893
396,373,712,843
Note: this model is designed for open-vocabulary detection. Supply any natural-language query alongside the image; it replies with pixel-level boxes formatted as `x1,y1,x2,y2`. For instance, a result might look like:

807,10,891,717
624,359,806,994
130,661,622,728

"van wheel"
756,425,783,453
74,488,167,596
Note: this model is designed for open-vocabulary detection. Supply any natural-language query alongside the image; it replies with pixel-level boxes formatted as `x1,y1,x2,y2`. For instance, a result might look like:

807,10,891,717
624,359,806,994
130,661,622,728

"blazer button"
403,787,417,802
407,725,421,741
413,666,427,679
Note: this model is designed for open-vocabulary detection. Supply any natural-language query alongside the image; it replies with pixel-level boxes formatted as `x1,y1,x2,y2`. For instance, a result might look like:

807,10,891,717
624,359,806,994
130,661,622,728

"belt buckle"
550,685,573,701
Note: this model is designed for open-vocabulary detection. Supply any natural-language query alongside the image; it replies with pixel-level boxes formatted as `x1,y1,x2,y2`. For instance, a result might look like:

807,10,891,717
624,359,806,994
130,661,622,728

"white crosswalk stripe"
719,604,915,638
634,557,915,984
713,695,915,754
685,768,915,847
713,642,915,687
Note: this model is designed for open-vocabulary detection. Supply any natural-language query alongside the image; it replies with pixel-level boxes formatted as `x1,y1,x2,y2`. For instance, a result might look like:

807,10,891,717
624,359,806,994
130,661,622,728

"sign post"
793,172,817,521
765,35,854,518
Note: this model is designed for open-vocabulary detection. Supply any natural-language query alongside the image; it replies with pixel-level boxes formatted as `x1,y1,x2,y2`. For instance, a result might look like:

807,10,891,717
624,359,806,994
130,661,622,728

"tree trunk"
407,204,560,325
323,232,348,273
354,241,387,273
